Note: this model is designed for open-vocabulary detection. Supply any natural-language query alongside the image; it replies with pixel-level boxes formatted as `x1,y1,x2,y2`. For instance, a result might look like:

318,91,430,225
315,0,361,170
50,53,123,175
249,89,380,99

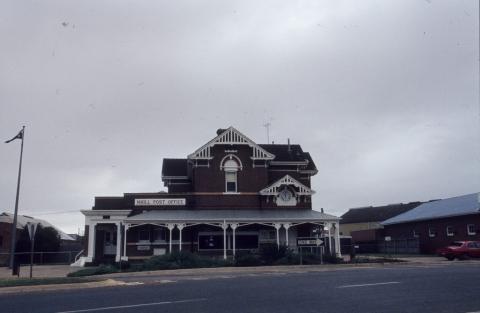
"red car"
437,241,480,260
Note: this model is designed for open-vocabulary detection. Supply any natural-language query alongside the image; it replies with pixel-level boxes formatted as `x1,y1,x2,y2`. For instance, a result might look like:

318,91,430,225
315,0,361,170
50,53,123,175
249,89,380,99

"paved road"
1,263,480,313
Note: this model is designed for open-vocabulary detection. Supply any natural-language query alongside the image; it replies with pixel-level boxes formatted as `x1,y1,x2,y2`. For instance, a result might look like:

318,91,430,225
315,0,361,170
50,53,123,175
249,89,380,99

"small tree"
15,225,61,263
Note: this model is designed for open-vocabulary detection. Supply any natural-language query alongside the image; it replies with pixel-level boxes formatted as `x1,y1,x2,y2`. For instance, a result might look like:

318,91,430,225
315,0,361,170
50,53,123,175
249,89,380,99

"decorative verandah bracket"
229,223,239,256
283,223,291,246
176,223,186,251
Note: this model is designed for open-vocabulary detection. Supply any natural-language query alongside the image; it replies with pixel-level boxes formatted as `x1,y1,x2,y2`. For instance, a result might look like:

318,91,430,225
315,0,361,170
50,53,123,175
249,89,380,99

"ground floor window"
199,234,224,250
446,226,454,237
467,224,476,236
428,227,436,238
138,230,150,242
198,232,259,250
153,227,167,242
236,235,259,249
412,230,419,238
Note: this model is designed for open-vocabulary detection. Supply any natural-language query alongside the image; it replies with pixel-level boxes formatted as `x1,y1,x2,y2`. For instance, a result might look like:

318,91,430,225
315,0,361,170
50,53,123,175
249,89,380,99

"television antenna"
263,122,271,143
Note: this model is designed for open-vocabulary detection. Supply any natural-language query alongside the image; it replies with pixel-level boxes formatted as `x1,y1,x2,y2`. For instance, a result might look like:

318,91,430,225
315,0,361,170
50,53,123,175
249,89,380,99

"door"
103,229,117,255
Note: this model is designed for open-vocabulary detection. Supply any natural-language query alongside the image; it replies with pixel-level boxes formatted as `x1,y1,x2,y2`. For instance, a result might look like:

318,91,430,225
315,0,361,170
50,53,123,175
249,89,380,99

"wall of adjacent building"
383,214,480,254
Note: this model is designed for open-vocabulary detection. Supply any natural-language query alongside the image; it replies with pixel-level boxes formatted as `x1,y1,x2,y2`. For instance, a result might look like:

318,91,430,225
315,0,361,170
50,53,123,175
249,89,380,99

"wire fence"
348,239,420,255
0,251,82,266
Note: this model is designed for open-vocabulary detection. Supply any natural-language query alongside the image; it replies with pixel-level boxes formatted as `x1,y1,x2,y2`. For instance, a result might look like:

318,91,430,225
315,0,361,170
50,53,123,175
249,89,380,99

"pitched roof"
382,193,480,225
162,158,188,178
260,144,305,162
340,202,423,224
0,212,75,240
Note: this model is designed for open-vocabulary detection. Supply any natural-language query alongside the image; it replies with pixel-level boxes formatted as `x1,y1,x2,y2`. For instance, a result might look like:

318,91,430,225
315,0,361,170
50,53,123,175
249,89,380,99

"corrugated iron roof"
126,209,339,223
340,202,423,224
382,193,480,225
0,212,75,240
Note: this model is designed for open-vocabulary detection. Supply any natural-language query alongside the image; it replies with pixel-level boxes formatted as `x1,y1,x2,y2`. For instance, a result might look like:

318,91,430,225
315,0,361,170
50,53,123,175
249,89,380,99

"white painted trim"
220,154,243,171
259,174,315,196
161,176,189,180
81,210,131,217
188,126,275,160
270,161,309,166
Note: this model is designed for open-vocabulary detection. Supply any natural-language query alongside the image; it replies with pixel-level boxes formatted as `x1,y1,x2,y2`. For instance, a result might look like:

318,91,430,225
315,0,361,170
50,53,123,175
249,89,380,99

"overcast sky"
1,0,478,234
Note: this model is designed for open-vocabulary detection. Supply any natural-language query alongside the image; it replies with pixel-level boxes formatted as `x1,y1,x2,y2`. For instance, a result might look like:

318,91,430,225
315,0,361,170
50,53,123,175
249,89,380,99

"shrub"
259,244,289,264
142,251,232,271
68,264,118,277
234,252,263,267
273,251,300,265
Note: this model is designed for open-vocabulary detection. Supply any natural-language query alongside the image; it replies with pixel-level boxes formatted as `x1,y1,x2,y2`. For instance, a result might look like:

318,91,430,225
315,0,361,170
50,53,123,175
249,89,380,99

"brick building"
77,127,340,265
382,193,480,254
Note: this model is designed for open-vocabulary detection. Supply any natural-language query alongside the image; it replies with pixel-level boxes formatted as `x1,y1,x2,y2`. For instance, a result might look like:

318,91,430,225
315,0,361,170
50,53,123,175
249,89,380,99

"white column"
327,224,332,256
167,223,175,253
122,224,129,261
230,223,238,256
177,223,185,251
283,223,291,246
274,223,282,248
222,221,228,260
334,222,342,257
115,222,122,262
86,222,96,262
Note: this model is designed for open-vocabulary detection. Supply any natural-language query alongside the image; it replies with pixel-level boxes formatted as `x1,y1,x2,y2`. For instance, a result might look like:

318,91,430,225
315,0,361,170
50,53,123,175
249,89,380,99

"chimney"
216,128,227,136
287,138,291,152
321,208,324,213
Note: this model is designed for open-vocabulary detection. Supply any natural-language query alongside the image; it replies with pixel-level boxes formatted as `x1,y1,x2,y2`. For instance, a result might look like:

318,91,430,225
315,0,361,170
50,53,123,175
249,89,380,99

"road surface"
1,263,480,313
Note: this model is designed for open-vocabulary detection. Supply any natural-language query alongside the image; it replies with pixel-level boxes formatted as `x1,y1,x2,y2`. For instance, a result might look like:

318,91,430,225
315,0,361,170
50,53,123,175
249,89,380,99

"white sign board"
297,238,324,247
134,198,186,206
26,222,38,241
137,246,150,251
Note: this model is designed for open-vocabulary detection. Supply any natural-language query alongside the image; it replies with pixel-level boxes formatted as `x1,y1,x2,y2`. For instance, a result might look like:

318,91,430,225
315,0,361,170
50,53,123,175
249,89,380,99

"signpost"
26,222,38,279
297,237,324,265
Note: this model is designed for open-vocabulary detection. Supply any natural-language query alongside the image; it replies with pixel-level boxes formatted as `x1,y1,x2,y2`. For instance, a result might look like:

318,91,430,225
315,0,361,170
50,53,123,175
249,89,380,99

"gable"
259,174,314,196
188,127,275,161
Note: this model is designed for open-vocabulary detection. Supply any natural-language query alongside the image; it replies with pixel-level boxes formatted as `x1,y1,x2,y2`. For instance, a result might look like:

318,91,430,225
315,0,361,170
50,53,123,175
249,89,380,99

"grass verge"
0,277,103,288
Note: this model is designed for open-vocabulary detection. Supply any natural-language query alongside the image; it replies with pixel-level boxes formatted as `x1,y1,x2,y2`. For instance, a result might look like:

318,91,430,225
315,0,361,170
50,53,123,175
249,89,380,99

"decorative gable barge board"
260,175,315,196
188,127,275,161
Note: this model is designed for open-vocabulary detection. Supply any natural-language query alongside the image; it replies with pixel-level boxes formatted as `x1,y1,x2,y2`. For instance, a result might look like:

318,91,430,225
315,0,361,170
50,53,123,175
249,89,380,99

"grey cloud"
0,0,478,233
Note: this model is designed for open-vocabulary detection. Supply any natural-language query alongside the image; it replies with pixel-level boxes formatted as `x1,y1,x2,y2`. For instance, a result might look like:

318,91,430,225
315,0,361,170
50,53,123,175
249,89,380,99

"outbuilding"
382,193,480,254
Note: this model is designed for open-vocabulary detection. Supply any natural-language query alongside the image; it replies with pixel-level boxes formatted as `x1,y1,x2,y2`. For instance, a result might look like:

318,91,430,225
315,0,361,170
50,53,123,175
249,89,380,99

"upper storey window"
222,157,240,193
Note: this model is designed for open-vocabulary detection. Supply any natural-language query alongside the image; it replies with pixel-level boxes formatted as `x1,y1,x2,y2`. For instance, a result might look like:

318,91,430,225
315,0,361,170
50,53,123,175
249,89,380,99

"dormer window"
223,158,240,193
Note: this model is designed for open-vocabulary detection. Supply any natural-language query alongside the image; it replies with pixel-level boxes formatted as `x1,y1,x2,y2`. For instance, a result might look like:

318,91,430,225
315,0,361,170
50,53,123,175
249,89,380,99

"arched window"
223,159,239,192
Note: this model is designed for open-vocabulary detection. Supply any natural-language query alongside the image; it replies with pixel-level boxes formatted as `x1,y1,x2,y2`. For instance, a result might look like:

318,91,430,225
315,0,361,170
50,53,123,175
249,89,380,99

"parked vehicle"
437,241,480,260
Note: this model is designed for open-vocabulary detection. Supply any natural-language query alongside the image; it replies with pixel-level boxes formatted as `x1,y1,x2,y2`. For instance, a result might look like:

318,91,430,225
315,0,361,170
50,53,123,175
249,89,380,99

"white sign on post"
26,222,38,240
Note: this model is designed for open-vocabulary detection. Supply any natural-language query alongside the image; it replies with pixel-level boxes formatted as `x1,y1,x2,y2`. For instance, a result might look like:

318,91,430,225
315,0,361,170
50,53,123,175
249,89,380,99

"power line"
21,209,81,216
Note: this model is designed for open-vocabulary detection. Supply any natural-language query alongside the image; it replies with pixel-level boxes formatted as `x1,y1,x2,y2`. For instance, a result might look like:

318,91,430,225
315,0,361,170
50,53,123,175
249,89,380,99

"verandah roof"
125,209,339,224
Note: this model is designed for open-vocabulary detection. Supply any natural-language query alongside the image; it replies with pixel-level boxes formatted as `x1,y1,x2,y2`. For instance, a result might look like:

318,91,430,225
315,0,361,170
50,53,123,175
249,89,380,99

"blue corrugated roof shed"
382,193,480,225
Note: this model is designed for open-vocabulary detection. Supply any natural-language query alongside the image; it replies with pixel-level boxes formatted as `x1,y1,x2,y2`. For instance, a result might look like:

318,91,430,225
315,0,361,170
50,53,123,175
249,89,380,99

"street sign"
26,222,38,240
26,222,38,279
297,237,324,247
